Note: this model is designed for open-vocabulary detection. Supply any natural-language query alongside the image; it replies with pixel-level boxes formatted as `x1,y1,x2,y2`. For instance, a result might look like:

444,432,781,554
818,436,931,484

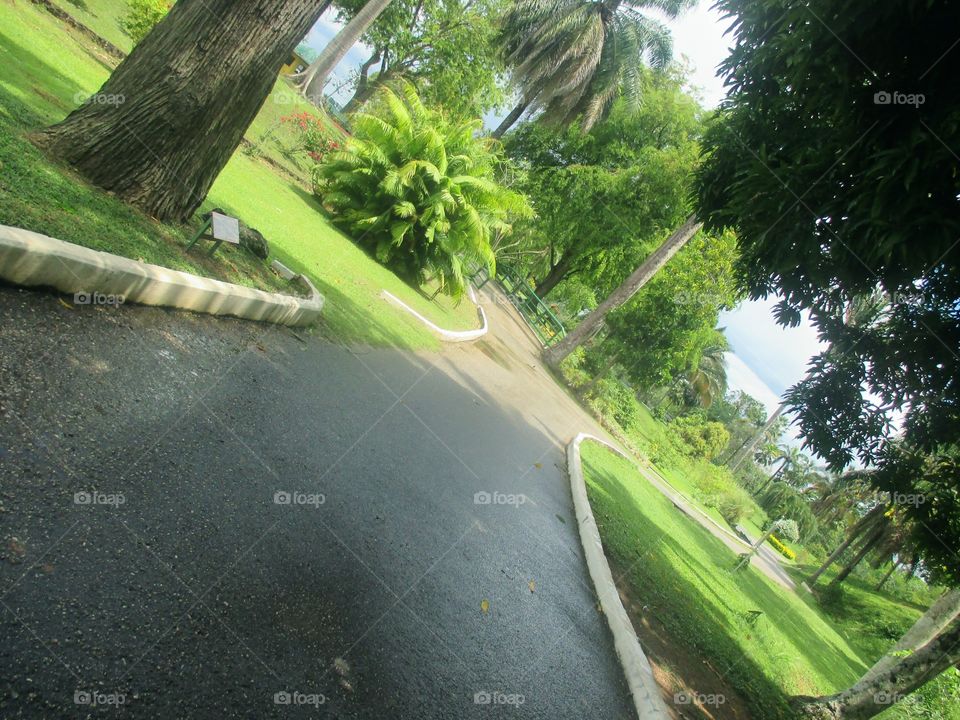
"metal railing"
477,262,566,347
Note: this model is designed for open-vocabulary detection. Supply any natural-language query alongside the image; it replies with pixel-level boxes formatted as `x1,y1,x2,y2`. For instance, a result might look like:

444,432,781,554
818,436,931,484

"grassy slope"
581,440,868,718
1,1,479,347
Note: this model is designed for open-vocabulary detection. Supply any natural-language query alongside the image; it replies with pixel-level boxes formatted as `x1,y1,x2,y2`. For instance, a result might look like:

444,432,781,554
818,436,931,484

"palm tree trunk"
729,403,786,472
875,559,902,591
492,99,529,139
342,49,382,113
809,504,886,587
543,214,702,367
38,0,331,222
301,0,394,103
828,523,886,588
793,619,960,719
860,588,960,683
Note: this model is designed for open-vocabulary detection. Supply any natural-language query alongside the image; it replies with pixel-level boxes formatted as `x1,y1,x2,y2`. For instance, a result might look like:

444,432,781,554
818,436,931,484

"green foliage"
599,230,739,392
668,415,730,461
695,0,960,584
315,82,530,299
767,534,796,560
760,484,819,540
119,0,170,43
589,377,643,430
337,0,506,119
505,84,703,300
718,490,752,526
499,0,694,130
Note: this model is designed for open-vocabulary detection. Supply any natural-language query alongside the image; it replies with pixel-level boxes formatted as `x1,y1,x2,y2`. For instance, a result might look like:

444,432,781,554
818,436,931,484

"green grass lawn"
0,0,480,348
51,0,134,53
581,440,958,720
581,440,870,719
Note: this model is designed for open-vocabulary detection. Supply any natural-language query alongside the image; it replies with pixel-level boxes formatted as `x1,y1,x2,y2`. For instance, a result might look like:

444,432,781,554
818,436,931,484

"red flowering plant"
280,112,341,164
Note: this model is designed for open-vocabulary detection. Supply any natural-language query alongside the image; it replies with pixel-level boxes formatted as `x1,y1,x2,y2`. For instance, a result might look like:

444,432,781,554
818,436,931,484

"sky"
303,1,826,421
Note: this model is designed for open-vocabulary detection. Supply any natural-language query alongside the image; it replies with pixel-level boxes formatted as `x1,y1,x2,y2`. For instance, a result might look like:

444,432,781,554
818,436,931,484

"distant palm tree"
681,332,729,408
493,0,695,137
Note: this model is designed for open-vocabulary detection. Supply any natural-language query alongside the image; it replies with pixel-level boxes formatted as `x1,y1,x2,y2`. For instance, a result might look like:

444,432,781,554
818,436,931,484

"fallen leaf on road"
528,581,536,593
534,463,542,469
58,298,74,310
480,599,490,614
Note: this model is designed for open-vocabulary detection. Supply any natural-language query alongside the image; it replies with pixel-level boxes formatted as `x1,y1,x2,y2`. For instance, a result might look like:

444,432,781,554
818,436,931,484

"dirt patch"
608,556,754,720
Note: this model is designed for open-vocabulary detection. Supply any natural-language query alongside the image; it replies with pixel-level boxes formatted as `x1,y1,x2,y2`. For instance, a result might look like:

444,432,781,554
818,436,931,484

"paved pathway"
0,284,633,719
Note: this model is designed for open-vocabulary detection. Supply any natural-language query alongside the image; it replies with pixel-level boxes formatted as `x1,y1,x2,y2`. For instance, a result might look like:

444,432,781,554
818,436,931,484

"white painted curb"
567,433,670,720
0,225,324,327
380,287,487,342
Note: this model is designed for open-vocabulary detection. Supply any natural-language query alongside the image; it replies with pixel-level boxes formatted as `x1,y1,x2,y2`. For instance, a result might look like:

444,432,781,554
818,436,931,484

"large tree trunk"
342,49,382,113
535,254,574,297
828,523,887,587
809,503,887,587
861,587,960,683
543,215,702,367
729,402,786,472
492,99,530,139
793,619,960,719
302,0,393,103
38,0,330,222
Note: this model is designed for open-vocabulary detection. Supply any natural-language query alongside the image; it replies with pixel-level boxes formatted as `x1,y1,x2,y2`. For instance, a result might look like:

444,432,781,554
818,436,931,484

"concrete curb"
566,433,671,720
0,225,324,327
380,287,487,342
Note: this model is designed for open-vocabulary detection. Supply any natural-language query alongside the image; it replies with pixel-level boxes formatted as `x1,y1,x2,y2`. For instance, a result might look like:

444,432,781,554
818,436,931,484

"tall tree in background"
39,0,331,221
542,214,702,366
696,0,960,708
301,0,393,102
493,0,695,137
339,0,506,119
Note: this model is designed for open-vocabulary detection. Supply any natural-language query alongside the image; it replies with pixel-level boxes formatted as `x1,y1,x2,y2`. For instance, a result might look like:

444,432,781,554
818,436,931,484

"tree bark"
492,99,529,139
729,403,786,472
875,559,902,591
38,0,330,222
342,49,382,113
861,587,960,683
535,254,574,297
543,215,702,367
828,523,887,588
809,503,887,587
793,619,960,719
302,0,394,103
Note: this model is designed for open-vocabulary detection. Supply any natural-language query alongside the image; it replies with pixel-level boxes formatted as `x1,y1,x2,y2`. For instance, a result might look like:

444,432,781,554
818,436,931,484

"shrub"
280,112,341,163
668,415,730,460
718,490,752,526
589,378,644,430
315,82,530,299
767,534,797,560
120,0,172,43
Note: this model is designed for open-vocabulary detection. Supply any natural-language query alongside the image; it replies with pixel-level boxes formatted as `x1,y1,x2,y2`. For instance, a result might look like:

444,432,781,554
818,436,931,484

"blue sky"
303,2,826,418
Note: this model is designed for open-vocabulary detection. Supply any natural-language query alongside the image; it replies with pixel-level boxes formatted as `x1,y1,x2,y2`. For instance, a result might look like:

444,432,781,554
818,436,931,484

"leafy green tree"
505,80,703,298
315,82,530,298
120,0,173,43
695,0,960,708
494,0,694,136
338,0,506,119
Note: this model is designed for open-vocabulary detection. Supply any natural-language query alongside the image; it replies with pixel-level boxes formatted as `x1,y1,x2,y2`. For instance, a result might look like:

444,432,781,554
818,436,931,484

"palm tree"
680,331,729,408
493,0,695,137
300,0,395,104
315,82,530,299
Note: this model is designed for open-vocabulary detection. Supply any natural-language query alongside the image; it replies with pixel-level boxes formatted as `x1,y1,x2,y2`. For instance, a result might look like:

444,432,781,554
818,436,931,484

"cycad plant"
494,0,695,136
315,82,529,299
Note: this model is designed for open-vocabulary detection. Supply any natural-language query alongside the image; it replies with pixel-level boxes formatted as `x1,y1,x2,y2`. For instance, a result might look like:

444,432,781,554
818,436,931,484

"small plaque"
210,212,240,244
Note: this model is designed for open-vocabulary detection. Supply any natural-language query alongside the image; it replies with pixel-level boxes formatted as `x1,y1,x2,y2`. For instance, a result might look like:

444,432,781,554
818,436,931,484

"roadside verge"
566,432,670,720
0,224,323,327
380,285,487,342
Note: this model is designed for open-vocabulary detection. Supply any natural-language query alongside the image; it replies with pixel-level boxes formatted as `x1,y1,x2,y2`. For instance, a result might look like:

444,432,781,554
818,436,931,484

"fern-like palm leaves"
315,83,529,299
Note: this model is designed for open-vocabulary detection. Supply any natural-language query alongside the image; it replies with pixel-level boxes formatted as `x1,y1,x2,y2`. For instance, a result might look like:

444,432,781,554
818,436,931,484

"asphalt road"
0,284,635,719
